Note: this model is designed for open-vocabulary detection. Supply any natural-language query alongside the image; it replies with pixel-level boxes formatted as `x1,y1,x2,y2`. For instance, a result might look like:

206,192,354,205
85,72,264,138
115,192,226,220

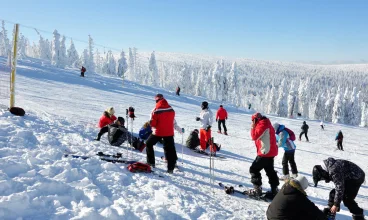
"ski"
218,183,270,202
191,149,226,159
64,151,137,164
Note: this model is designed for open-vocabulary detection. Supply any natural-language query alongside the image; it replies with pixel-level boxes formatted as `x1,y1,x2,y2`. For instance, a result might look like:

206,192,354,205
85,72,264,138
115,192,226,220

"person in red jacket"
216,105,228,135
246,112,279,198
95,107,117,140
146,94,178,173
81,66,86,77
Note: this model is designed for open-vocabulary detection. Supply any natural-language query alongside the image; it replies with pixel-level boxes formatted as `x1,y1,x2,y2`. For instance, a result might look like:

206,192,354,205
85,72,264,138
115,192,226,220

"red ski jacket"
98,112,117,128
81,67,86,73
150,98,175,137
251,117,278,157
216,107,228,120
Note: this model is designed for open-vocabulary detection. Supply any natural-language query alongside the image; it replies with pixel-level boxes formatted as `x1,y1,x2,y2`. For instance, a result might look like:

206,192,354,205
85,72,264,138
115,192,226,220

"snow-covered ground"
0,56,367,220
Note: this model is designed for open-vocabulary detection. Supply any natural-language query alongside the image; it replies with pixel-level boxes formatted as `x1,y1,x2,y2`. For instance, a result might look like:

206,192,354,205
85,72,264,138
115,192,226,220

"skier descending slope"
216,105,228,135
246,112,279,199
195,101,213,152
266,175,326,220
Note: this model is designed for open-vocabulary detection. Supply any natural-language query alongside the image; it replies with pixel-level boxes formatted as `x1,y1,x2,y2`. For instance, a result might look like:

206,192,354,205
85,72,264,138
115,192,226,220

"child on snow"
139,121,152,140
186,129,200,150
273,123,298,180
335,130,344,151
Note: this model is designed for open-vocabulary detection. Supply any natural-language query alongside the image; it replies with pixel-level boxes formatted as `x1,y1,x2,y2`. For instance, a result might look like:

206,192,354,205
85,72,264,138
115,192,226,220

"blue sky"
1,0,367,63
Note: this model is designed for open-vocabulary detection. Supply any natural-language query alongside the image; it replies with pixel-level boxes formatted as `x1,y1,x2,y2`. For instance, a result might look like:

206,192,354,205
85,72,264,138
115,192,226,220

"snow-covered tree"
149,51,159,86
348,87,361,125
313,92,325,120
67,39,79,67
342,88,350,124
298,79,309,118
267,85,277,114
87,35,95,72
332,86,344,124
59,36,67,68
287,81,297,118
276,79,288,117
127,48,135,81
80,49,89,68
0,21,10,56
95,49,102,73
117,49,128,78
360,102,368,127
102,50,116,75
51,30,61,67
228,62,238,103
324,88,335,122
17,34,27,59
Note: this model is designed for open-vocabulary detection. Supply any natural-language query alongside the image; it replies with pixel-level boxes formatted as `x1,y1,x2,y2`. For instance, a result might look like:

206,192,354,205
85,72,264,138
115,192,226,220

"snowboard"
218,182,271,202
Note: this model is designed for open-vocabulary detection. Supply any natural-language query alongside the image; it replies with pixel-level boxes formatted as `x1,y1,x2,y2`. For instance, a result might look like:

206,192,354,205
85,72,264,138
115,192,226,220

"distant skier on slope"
320,121,325,130
80,66,86,77
246,112,279,199
313,158,366,220
335,130,344,151
195,101,213,152
95,117,146,151
176,86,181,96
273,123,298,180
216,105,228,135
299,121,309,142
266,175,326,220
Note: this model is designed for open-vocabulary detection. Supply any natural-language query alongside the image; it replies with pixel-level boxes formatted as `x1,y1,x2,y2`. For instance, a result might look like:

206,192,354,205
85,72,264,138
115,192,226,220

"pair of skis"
218,182,272,202
64,151,137,164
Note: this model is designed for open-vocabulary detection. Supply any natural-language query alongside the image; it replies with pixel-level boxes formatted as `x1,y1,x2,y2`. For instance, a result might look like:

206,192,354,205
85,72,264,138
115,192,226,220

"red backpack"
127,162,152,173
284,127,296,141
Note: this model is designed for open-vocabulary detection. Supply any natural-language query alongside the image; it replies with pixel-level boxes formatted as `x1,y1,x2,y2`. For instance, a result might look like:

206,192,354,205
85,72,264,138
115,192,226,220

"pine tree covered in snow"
287,81,297,118
342,88,350,124
127,48,135,81
80,49,89,68
314,92,325,120
39,36,51,61
298,79,309,118
0,21,10,57
67,39,79,68
360,102,368,127
87,35,95,73
51,30,61,67
59,36,67,68
117,50,128,78
348,87,361,125
276,79,288,117
332,86,344,123
267,85,277,114
102,50,116,75
228,62,239,103
324,88,336,122
17,34,27,59
149,51,159,86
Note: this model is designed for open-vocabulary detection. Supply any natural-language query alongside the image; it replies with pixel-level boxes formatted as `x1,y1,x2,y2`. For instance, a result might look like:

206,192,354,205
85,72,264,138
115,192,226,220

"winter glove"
205,125,211,131
196,117,200,121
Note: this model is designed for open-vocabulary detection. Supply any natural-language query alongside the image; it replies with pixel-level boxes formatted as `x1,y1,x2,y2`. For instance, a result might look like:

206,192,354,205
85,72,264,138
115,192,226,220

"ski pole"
126,109,129,159
181,128,184,165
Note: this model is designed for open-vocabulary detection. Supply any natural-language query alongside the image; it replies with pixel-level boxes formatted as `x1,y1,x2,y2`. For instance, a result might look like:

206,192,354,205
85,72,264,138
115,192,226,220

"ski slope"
0,56,367,220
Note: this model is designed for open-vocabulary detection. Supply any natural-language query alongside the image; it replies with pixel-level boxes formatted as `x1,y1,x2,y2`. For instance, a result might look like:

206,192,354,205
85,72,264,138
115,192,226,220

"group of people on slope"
248,112,365,219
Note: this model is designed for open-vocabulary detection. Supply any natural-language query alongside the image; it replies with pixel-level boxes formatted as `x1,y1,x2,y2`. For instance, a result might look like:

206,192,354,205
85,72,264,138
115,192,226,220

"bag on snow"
127,162,152,173
9,107,25,116
284,127,296,141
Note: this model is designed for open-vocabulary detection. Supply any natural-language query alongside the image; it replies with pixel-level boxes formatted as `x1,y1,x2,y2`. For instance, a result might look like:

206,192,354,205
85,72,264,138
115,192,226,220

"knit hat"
155,94,164,101
106,107,115,116
294,175,309,190
251,112,262,121
273,122,280,132
116,117,125,124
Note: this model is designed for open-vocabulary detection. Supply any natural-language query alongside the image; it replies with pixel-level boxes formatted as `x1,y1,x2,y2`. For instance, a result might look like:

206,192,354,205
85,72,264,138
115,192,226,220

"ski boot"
352,214,365,220
246,185,262,197
94,137,100,141
224,131,228,135
217,130,222,134
264,187,279,200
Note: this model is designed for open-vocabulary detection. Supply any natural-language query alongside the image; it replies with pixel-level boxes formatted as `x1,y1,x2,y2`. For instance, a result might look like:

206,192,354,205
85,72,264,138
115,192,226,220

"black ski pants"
282,151,298,175
146,135,177,171
249,156,279,188
97,126,108,139
299,131,309,141
320,125,324,130
81,71,84,77
328,174,365,215
337,140,343,150
217,119,227,132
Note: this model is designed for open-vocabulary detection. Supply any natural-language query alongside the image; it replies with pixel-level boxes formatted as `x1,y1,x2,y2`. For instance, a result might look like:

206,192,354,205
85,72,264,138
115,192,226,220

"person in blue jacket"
274,123,298,180
139,121,152,140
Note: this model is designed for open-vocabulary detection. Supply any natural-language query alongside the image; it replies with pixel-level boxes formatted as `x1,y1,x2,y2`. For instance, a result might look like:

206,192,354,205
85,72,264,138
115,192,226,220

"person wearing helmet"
195,101,213,151
313,158,365,220
246,112,279,199
266,175,326,220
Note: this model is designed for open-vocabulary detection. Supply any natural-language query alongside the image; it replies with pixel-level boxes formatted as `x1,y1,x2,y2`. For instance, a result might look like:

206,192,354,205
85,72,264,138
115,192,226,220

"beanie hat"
220,105,223,108
155,94,164,101
106,107,115,116
201,101,209,110
116,117,125,124
294,175,309,190
251,112,262,121
273,122,280,133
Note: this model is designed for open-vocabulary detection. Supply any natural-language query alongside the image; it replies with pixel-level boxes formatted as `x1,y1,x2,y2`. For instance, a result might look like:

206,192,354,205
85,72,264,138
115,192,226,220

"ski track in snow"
0,56,367,219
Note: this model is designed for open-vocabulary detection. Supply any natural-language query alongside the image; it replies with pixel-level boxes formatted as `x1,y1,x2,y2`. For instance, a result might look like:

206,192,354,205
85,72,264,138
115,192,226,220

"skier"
266,175,326,220
299,121,309,142
216,105,228,135
320,121,325,130
313,158,366,220
95,107,117,140
139,121,152,140
195,101,213,152
273,123,298,180
246,112,279,198
146,94,182,173
335,130,343,151
80,66,86,77
186,129,200,150
94,117,146,151
176,86,181,96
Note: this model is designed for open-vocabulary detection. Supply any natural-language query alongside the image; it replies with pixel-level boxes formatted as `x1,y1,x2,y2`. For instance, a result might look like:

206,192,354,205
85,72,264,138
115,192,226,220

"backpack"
284,127,296,141
127,162,152,173
9,107,25,116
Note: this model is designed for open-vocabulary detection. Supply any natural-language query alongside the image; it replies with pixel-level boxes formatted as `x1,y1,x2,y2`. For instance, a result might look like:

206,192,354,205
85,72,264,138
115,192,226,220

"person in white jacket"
196,101,213,151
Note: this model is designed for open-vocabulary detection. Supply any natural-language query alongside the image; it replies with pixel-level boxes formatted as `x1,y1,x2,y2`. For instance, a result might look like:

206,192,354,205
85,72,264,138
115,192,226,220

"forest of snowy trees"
1,22,368,127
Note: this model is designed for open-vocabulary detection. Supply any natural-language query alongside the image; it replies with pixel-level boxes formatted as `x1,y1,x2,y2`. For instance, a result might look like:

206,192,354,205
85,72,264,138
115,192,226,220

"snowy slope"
0,56,367,220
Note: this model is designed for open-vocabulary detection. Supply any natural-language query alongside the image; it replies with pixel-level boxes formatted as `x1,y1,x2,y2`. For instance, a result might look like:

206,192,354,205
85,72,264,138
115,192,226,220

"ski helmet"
201,101,208,110
312,165,329,187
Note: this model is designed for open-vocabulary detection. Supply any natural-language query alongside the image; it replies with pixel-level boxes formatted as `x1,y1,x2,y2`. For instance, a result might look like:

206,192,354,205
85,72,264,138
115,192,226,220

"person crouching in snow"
97,117,146,151
186,129,200,150
195,101,213,152
273,123,298,180
266,175,326,220
95,107,117,140
313,158,366,220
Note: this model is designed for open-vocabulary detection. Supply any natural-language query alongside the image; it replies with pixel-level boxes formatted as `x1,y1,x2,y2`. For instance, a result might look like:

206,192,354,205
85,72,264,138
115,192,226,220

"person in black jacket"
299,121,309,142
313,158,366,220
266,175,326,220
335,130,344,151
186,129,200,149
96,117,146,151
